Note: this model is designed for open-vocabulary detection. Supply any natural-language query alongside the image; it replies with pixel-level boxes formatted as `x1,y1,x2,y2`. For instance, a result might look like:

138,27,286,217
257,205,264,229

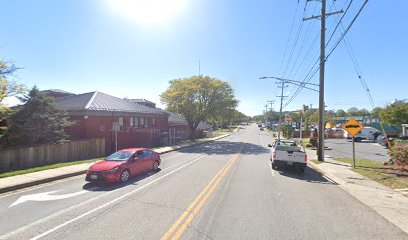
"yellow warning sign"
342,118,364,137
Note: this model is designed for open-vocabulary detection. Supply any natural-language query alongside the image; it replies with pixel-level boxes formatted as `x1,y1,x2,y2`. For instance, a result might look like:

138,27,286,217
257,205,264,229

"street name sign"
342,118,364,137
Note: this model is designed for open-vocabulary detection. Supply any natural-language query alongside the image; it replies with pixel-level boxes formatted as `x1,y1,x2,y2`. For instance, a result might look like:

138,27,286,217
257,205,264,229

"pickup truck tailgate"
275,150,306,163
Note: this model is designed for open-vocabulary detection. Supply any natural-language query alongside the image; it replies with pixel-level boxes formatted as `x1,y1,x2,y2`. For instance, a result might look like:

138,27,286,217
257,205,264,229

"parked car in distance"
260,127,264,131
377,134,407,148
85,148,161,183
377,134,396,146
343,126,381,142
268,140,307,173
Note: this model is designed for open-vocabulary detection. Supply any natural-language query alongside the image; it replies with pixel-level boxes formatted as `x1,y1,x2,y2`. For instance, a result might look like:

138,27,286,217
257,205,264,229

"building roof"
125,99,155,104
163,110,212,130
55,91,167,115
124,98,156,108
43,89,75,94
40,89,76,98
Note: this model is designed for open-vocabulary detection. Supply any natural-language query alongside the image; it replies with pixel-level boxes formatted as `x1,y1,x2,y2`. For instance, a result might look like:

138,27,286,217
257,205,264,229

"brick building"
55,91,169,154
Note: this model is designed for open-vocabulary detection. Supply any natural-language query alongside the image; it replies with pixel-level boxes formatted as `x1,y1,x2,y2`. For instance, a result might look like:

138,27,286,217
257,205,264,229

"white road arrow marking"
9,189,90,208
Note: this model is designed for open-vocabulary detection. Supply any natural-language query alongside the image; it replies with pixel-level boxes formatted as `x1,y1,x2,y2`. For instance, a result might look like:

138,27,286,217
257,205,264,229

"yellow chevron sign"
342,118,364,137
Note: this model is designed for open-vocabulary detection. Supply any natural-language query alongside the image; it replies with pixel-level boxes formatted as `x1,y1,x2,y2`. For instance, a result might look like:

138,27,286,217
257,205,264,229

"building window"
152,117,156,126
118,117,124,130
139,117,145,128
130,117,138,128
145,118,148,129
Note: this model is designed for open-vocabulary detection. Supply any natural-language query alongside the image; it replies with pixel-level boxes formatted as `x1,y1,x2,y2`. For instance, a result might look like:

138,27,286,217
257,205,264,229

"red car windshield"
105,151,133,161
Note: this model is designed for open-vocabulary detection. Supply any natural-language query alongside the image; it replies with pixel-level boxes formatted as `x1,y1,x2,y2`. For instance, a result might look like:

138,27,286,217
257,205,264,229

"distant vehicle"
343,126,381,142
268,140,307,173
259,127,264,131
258,123,262,128
377,134,407,147
86,148,161,183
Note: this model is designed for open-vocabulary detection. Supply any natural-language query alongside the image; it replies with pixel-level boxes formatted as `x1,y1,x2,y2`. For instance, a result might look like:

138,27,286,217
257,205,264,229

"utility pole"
318,0,326,162
304,0,342,161
300,112,303,142
264,104,268,124
277,80,287,140
267,100,275,112
259,76,317,140
198,59,201,76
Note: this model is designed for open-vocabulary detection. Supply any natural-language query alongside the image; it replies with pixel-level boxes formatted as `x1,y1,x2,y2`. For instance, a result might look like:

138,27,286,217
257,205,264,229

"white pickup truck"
268,140,308,173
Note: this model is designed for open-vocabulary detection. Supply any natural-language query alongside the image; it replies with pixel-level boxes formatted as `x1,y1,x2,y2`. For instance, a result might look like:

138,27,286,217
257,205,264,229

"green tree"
379,102,408,125
335,109,346,117
0,61,25,116
160,75,238,139
1,86,73,146
231,110,247,124
358,108,370,116
370,107,383,118
347,107,359,116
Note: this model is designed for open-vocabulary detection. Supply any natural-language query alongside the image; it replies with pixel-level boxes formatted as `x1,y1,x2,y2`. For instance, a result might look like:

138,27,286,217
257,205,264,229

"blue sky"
1,0,407,116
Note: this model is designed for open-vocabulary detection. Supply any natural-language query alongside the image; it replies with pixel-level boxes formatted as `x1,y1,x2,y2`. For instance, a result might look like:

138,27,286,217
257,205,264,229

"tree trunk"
189,127,197,140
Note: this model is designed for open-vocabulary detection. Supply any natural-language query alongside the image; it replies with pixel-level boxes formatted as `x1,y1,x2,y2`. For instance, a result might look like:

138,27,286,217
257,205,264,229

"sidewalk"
306,148,408,234
0,133,231,194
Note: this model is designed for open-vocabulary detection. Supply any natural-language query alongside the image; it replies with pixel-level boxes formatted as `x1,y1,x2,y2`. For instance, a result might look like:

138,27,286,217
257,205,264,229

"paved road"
0,124,406,239
324,138,390,162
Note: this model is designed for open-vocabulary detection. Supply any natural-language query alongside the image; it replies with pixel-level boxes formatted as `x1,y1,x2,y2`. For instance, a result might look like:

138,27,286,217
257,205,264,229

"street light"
259,76,320,141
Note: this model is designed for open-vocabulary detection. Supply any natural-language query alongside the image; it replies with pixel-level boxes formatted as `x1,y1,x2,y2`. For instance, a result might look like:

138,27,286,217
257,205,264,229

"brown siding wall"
0,138,105,172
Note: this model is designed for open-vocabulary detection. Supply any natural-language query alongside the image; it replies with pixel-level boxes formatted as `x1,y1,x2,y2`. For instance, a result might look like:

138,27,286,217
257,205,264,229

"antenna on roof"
198,59,201,76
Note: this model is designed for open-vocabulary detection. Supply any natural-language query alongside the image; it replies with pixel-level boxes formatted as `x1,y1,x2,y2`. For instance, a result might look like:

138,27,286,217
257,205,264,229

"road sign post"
352,136,356,168
342,118,364,169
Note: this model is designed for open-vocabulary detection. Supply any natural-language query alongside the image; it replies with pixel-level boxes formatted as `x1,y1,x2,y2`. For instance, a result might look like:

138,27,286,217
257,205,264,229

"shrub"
390,145,408,164
309,137,318,148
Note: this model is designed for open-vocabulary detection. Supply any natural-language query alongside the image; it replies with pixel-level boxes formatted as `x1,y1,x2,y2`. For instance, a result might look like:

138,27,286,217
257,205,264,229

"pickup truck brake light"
272,151,276,159
304,154,308,162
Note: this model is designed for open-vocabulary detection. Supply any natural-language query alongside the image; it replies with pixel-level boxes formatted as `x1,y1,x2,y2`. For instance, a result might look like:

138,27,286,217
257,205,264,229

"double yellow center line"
161,142,247,240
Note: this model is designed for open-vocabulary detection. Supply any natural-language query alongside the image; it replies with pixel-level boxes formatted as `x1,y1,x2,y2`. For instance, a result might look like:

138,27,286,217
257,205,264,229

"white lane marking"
269,161,275,177
259,134,266,147
0,175,84,199
29,155,206,240
9,189,97,208
0,154,207,240
0,153,205,199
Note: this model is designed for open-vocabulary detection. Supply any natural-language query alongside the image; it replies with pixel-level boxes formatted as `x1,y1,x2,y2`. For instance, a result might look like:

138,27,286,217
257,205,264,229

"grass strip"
335,158,408,189
0,158,104,179
310,160,323,164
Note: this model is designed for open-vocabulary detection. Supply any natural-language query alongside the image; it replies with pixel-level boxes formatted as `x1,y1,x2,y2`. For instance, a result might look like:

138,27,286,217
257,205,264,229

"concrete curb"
307,160,347,186
0,133,231,194
0,171,87,194
307,158,408,235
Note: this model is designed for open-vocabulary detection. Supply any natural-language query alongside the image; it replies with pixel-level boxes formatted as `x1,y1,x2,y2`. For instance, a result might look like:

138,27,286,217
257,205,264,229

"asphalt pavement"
324,138,390,162
0,124,406,240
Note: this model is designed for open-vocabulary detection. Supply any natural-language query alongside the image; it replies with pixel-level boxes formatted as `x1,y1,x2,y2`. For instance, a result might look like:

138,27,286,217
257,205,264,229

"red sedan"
85,148,161,183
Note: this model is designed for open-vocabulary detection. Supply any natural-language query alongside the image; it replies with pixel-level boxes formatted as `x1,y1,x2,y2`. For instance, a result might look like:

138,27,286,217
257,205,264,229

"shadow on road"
82,169,161,192
276,166,337,185
177,140,269,155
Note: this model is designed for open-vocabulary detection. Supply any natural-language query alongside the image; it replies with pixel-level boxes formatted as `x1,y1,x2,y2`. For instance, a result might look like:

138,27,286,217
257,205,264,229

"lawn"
335,158,408,189
0,158,104,179
310,160,323,164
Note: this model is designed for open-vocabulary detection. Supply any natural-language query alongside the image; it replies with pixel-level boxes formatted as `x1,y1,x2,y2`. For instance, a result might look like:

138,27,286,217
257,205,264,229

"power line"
325,0,354,48
281,0,369,109
342,30,375,107
281,4,306,78
277,1,300,76
326,0,369,61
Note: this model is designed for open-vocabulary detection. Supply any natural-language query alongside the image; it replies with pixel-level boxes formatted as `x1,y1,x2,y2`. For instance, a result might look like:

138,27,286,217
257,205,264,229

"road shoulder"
305,148,408,235
0,134,231,194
